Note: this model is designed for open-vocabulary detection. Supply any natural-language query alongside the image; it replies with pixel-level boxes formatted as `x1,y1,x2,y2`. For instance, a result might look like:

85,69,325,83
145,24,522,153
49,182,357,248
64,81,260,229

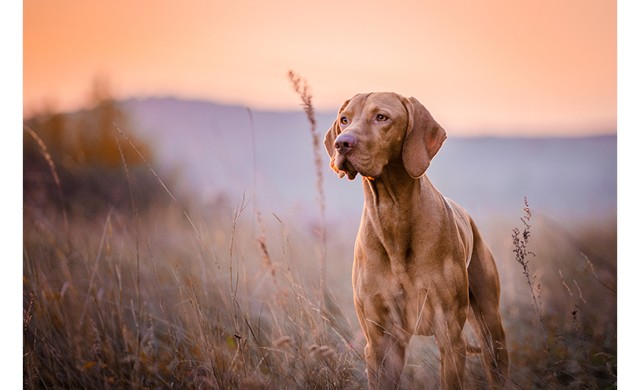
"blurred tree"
75,76,150,167
24,76,159,216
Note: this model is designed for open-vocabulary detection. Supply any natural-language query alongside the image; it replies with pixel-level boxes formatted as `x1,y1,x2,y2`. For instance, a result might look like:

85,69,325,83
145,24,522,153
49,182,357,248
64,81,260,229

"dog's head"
323,92,446,180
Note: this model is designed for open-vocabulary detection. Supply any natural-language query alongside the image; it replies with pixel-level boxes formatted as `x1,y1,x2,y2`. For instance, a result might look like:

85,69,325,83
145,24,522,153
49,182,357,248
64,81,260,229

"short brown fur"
324,92,509,389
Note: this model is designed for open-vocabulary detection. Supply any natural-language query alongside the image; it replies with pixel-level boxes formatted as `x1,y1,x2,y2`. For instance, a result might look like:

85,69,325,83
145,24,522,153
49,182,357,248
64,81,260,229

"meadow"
23,85,616,389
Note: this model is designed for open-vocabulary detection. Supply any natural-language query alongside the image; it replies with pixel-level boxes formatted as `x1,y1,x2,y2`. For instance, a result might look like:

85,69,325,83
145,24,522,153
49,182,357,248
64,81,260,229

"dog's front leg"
364,332,406,390
357,297,407,390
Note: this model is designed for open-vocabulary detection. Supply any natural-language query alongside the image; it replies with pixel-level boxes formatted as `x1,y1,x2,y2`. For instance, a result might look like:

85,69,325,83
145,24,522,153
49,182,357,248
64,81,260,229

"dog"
323,92,509,389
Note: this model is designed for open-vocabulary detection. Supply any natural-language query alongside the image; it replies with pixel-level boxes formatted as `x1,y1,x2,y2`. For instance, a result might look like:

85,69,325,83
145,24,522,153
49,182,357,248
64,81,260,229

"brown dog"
324,93,509,389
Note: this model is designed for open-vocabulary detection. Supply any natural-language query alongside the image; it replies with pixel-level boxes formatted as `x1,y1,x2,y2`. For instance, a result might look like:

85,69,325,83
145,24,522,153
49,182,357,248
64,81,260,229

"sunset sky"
23,0,616,136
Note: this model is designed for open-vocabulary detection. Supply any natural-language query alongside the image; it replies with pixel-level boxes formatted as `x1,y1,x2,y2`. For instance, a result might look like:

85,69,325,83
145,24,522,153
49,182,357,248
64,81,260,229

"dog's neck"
360,164,446,275
362,164,445,232
362,164,439,209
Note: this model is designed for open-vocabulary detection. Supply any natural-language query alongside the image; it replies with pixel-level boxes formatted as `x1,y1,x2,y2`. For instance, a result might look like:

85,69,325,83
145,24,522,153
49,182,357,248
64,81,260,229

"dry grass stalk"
24,126,69,242
512,197,550,355
113,122,203,243
256,211,276,280
287,70,327,311
114,129,144,385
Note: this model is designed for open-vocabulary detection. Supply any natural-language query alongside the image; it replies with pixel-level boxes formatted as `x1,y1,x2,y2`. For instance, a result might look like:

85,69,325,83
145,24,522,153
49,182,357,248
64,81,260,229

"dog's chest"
356,216,445,303
353,246,438,337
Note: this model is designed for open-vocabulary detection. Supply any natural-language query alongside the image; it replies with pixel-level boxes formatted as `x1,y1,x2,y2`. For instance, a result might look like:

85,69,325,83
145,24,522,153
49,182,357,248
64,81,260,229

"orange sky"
23,0,616,136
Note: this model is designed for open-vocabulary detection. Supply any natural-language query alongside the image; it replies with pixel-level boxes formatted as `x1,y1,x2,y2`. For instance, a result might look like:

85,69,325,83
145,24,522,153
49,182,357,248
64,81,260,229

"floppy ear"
402,97,447,178
324,98,351,177
323,98,350,156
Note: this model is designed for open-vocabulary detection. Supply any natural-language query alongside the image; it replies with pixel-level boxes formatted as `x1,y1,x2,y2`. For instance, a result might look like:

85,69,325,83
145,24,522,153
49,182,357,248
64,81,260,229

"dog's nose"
334,133,357,155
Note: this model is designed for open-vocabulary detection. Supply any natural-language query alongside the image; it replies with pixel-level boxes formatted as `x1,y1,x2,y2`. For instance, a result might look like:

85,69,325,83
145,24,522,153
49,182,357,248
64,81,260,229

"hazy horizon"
27,94,618,139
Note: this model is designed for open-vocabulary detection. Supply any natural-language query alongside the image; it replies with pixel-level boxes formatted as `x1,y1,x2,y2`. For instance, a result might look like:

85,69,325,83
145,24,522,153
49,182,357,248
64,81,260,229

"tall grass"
23,188,366,389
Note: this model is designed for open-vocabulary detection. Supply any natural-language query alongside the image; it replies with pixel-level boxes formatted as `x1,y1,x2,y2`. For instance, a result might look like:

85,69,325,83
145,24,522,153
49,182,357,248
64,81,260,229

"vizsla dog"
324,93,509,389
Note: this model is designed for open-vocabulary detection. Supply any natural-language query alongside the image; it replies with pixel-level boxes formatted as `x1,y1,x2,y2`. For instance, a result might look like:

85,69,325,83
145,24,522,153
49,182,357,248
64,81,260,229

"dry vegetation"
23,80,616,389
23,199,364,389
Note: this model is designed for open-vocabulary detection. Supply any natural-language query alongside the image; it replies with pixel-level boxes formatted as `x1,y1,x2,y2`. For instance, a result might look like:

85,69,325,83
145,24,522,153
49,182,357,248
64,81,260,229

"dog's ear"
324,98,351,177
323,98,350,156
402,97,447,179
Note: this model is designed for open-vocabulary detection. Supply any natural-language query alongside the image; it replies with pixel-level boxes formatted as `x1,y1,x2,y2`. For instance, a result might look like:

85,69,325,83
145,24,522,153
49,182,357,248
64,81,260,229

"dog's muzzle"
333,133,359,180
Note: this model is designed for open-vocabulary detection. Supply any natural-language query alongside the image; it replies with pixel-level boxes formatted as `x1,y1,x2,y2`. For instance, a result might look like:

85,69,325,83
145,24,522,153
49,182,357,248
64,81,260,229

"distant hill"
120,97,616,228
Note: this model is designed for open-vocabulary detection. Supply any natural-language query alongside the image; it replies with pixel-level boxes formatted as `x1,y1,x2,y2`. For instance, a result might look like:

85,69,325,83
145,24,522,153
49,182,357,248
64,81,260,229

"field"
23,178,616,389
23,91,616,388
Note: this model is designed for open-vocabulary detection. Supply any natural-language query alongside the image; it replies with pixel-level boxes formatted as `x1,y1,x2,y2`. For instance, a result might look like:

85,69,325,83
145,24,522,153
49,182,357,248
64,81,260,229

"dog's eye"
340,116,349,125
375,114,388,122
